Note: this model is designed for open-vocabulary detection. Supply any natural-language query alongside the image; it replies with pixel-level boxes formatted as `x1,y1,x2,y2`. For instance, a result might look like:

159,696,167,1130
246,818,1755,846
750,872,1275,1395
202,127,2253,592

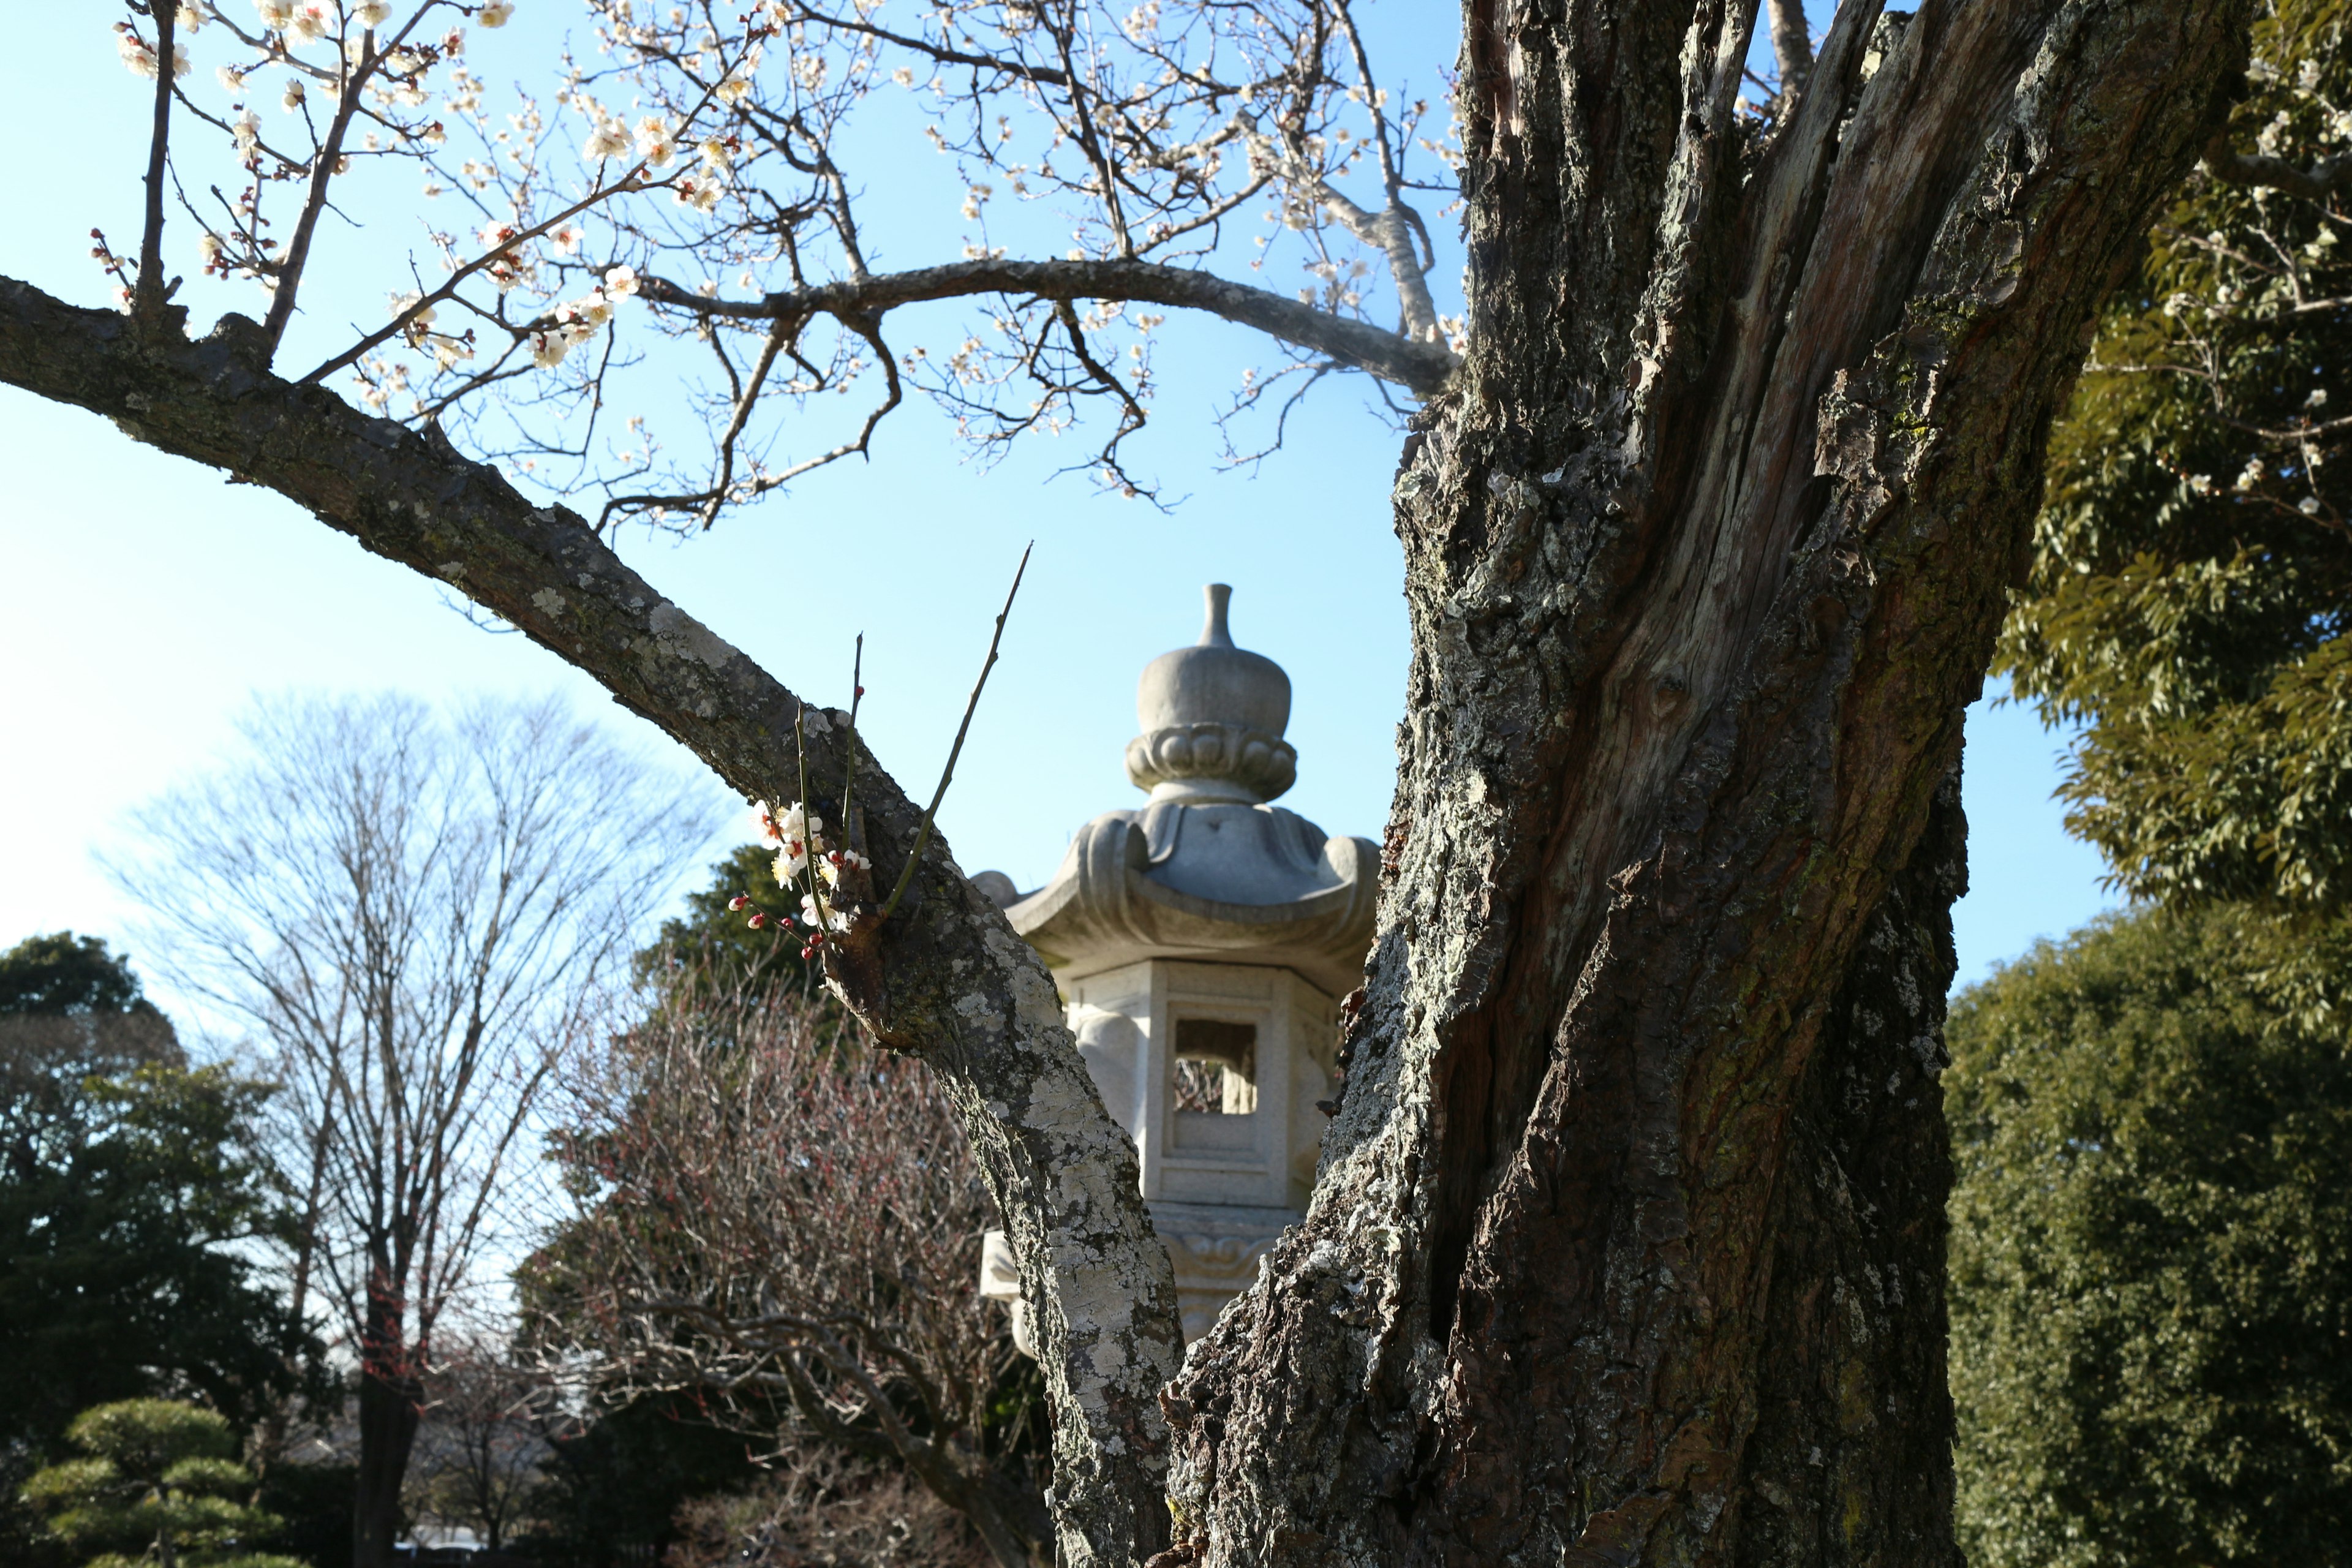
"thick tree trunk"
0,0,2259,1562
353,1353,422,1568
1156,1,2246,1563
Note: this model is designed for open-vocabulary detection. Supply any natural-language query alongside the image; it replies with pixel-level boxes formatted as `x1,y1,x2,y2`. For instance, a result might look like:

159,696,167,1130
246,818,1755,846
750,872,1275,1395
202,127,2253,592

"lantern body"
977,586,1376,1345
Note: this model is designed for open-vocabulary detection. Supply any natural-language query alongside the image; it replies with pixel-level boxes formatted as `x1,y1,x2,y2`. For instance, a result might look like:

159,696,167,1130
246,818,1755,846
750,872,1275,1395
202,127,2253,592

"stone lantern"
976,584,1378,1346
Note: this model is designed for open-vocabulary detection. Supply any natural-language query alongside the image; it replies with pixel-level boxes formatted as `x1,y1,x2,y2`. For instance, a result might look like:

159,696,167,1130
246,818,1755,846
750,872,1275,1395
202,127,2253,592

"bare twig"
880,542,1032,922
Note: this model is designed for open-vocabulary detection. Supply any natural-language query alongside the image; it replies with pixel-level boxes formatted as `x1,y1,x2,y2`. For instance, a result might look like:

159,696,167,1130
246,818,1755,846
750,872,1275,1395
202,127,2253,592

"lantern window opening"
1170,1016,1259,1116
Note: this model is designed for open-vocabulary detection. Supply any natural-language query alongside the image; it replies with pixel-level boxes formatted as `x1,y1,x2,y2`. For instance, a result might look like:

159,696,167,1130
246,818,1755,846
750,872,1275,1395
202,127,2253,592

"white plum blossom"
817,848,872,889
698,137,731,169
288,2,332,43
799,892,853,933
176,4,203,30
528,328,569,368
634,115,677,165
233,108,262,156
551,224,585,255
583,118,629,160
601,264,639,298
255,0,294,29
355,1,392,24
764,802,824,883
478,0,514,26
116,28,191,80
217,64,248,94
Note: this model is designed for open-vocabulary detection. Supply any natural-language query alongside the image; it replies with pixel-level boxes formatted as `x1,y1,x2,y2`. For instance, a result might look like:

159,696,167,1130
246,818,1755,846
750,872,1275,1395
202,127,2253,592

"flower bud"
747,911,768,929
727,894,750,911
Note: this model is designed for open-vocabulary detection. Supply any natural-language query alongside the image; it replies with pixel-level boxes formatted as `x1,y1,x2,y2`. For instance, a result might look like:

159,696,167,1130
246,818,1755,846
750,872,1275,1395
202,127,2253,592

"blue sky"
0,0,2113,1021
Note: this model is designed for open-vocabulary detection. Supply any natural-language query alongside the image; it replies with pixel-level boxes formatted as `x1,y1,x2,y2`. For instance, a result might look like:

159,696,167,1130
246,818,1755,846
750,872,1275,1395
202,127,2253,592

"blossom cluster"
743,800,869,957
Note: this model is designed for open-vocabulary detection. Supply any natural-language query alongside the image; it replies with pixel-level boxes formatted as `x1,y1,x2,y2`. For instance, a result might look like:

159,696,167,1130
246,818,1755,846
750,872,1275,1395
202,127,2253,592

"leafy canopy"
20,1400,301,1568
0,944,317,1457
1947,907,2352,1568
0,933,151,1016
1997,0,2352,906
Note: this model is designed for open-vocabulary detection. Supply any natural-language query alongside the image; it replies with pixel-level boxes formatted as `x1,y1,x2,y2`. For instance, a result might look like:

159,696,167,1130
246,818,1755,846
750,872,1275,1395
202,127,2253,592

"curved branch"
0,273,1182,1568
639,255,1459,395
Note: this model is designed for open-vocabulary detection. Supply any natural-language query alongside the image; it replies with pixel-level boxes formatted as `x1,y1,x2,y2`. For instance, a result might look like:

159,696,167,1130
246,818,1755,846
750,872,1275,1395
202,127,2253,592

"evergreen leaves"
1999,0,2352,905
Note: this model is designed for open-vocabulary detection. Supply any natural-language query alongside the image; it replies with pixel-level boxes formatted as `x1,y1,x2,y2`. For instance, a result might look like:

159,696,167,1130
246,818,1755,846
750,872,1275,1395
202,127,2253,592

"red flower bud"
727,894,750,911
747,911,768,929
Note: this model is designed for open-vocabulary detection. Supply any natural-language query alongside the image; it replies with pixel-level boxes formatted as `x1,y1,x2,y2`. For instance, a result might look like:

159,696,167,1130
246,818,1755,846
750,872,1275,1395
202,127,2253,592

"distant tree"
1999,0,2352,908
404,1333,552,1555
1,932,182,1187
665,1447,995,1568
0,1060,316,1450
20,1399,301,1568
117,693,712,1568
520,1393,771,1568
1945,906,2352,1568
0,932,155,1016
526,980,1043,1567
1,933,307,1568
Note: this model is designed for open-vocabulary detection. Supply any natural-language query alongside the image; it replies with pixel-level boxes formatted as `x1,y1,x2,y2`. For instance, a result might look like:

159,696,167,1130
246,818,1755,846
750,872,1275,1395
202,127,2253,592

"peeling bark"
1161,0,2247,1563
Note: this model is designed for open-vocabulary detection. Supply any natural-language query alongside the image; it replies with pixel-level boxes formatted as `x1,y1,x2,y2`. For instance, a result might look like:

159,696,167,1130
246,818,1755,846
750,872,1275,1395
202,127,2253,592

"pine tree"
21,1401,302,1568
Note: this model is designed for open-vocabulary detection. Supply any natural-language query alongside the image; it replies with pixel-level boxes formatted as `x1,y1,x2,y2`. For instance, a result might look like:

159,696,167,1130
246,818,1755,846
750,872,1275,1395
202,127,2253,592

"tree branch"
2203,127,2352,201
1765,0,1813,103
135,1,176,316
0,273,1182,1568
639,255,1458,395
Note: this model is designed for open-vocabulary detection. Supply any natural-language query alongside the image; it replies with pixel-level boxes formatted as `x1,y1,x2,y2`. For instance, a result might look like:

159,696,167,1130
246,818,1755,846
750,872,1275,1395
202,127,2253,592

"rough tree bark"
1156,0,2247,1563
0,0,2251,1561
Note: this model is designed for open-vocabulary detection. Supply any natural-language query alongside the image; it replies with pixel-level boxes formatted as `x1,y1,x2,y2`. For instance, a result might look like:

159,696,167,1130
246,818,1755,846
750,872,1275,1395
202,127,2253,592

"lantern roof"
998,584,1378,995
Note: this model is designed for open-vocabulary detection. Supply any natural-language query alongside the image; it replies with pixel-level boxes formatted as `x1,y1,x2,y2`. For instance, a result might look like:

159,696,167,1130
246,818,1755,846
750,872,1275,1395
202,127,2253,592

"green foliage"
1997,0,2352,905
2,930,184,1185
1947,907,2352,1568
0,1059,319,1453
20,1400,303,1568
251,1462,353,1568
0,933,150,1016
634,843,819,999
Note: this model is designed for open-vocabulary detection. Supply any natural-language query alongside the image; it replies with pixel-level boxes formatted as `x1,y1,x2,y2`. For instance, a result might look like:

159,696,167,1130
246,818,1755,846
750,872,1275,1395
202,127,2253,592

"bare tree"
532,978,1044,1566
405,1329,554,1555
116,693,712,1568
0,0,2313,1562
666,1445,998,1568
